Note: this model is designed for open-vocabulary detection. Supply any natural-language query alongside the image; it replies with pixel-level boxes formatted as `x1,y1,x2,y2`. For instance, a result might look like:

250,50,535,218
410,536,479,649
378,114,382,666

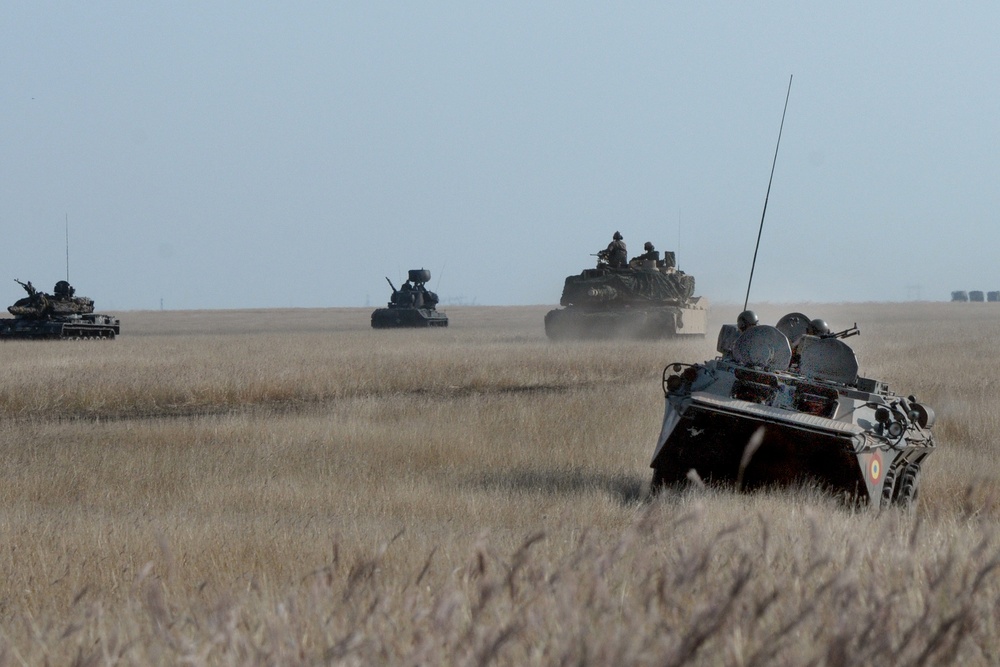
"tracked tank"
544,249,707,340
0,279,120,339
650,312,937,507
371,269,448,328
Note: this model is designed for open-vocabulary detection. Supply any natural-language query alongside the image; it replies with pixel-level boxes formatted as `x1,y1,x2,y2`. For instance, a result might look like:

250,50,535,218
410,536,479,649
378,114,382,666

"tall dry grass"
0,303,998,664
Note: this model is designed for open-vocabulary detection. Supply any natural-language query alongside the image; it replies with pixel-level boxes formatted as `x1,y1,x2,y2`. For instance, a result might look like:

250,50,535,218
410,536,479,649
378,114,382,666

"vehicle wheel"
896,464,921,508
879,466,898,508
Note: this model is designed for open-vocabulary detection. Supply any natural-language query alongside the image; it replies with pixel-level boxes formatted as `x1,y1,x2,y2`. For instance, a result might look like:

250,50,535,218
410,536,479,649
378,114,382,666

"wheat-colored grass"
0,303,998,664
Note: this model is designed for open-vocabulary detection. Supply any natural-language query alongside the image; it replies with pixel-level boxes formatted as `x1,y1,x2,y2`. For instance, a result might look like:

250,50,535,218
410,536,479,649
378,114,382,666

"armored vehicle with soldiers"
544,234,707,340
0,279,120,339
371,269,448,328
650,311,937,506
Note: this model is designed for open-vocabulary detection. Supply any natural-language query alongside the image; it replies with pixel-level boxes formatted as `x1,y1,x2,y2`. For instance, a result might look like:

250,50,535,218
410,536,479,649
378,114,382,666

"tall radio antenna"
65,213,70,282
676,209,681,270
743,75,792,311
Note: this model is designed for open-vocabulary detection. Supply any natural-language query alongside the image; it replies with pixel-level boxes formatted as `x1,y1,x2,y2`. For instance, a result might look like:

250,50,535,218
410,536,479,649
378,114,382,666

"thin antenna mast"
435,261,445,293
743,75,792,311
65,214,70,281
676,209,681,271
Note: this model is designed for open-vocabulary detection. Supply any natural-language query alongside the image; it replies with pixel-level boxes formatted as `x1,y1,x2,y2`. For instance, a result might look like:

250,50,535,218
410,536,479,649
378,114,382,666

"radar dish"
731,325,792,371
799,338,859,385
775,312,811,341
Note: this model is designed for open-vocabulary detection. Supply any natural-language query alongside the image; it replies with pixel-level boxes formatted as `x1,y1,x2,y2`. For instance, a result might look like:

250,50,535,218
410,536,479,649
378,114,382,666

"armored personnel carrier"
544,246,707,340
0,279,120,339
650,311,937,506
371,269,448,328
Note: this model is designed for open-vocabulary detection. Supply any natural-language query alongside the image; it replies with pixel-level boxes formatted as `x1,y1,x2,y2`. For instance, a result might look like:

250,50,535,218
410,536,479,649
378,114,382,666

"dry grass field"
1,302,999,665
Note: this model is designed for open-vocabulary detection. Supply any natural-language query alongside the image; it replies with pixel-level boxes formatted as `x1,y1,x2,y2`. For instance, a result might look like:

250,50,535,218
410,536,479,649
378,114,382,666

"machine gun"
591,250,612,267
14,279,37,297
385,277,398,293
822,323,860,340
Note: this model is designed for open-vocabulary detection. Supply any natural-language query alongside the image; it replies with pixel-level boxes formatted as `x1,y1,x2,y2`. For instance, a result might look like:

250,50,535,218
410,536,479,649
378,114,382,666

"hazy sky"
2,3,998,311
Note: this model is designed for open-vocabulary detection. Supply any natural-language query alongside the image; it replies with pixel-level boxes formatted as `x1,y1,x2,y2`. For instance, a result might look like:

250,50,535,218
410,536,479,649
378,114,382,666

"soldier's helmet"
643,241,654,251
613,231,623,240
807,319,830,336
737,310,759,332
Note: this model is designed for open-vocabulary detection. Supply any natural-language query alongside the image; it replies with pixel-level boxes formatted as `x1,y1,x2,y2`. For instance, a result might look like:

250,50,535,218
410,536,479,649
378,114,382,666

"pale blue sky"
2,3,997,310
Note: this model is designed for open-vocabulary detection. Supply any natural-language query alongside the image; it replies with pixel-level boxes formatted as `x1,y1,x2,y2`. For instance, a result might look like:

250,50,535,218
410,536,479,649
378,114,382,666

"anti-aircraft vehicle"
371,269,448,328
544,241,707,340
650,311,937,506
0,279,120,339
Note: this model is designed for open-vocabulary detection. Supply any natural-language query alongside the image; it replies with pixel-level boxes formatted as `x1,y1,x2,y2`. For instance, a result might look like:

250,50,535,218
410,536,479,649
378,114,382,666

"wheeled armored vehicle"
371,269,448,328
650,312,937,506
0,279,120,339
544,248,707,340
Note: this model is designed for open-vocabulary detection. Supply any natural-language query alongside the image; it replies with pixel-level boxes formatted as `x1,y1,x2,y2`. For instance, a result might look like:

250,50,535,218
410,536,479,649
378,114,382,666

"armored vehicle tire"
897,463,921,508
880,465,898,508
63,328,117,340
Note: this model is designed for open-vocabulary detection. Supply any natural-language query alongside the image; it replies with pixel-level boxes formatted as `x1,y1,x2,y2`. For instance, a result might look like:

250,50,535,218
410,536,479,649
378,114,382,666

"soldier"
603,231,628,268
398,280,415,306
631,241,659,264
737,310,759,332
54,280,75,298
806,319,830,336
16,279,36,297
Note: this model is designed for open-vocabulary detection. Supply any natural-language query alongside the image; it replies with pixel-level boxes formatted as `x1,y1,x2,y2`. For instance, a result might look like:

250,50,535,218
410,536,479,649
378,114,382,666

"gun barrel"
830,324,860,339
385,276,397,292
